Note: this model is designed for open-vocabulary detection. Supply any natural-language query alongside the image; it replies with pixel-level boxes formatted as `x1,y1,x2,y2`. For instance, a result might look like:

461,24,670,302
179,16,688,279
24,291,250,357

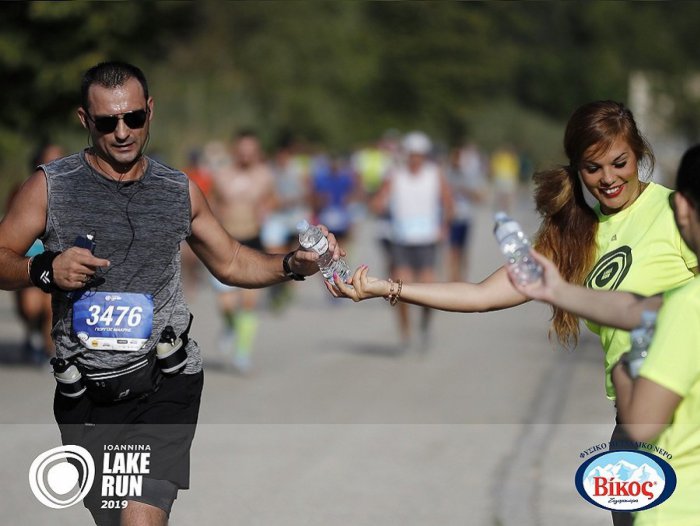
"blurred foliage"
3,1,700,207
0,1,195,203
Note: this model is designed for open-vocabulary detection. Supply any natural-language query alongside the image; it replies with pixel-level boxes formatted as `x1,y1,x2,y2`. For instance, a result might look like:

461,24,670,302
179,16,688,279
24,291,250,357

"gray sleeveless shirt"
41,150,202,374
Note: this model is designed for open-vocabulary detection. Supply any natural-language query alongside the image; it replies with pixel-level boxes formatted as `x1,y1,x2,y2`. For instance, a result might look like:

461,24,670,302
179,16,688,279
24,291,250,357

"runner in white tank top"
371,131,453,352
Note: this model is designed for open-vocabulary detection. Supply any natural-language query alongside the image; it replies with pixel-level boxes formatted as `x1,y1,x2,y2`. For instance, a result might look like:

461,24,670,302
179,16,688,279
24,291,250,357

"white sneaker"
231,353,252,375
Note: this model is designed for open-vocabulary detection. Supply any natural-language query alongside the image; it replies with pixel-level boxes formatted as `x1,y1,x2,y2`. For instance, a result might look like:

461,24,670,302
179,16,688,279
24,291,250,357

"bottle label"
73,292,153,351
309,236,329,256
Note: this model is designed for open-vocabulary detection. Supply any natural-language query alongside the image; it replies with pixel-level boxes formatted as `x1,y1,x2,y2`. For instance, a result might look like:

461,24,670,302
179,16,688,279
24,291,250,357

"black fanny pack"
82,350,163,404
55,316,193,404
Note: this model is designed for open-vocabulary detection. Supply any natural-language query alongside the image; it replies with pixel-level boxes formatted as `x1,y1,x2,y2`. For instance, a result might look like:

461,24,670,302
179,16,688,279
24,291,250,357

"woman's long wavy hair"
533,101,654,348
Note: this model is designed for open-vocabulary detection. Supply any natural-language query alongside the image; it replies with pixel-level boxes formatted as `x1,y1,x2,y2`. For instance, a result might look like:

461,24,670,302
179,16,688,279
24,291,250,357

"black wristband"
29,251,61,293
282,251,305,281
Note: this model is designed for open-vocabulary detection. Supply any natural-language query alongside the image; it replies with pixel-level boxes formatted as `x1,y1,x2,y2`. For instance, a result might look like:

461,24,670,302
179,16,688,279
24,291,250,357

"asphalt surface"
0,192,615,525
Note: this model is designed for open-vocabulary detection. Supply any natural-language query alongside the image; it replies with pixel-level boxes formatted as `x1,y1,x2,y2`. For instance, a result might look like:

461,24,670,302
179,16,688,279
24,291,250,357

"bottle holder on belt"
57,315,193,403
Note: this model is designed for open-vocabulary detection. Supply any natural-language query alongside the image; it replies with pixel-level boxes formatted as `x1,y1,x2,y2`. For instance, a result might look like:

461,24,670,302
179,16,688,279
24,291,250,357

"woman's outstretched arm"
332,265,529,312
509,249,663,330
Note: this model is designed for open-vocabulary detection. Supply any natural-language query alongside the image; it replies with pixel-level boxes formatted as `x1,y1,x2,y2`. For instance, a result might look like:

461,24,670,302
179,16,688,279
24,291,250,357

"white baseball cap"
402,131,432,155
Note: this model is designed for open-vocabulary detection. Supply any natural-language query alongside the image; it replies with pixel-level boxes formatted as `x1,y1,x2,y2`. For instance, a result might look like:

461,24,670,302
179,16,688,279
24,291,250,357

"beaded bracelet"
384,278,403,306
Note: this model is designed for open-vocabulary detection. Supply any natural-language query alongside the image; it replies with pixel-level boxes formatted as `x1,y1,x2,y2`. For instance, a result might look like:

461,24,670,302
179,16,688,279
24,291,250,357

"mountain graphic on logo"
612,459,637,480
583,460,663,493
575,450,677,512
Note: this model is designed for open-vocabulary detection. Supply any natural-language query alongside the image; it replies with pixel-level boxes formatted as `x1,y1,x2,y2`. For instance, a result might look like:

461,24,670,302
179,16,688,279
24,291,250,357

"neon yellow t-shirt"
633,277,700,526
584,182,697,399
490,149,519,183
355,148,389,195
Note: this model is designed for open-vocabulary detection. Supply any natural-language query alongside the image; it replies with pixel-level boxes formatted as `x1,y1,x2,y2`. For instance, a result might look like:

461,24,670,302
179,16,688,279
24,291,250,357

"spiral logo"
584,246,633,290
29,445,95,509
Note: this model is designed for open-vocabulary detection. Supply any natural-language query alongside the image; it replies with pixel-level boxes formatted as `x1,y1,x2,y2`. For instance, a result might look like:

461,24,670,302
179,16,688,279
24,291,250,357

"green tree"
5,0,700,208
0,1,195,199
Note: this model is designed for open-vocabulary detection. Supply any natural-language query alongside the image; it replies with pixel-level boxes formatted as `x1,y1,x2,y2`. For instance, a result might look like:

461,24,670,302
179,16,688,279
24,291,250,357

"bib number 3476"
85,305,143,328
73,292,154,352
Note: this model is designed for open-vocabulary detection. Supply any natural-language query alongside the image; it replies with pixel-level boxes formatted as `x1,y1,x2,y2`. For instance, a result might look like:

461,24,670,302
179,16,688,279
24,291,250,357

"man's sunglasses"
86,108,149,134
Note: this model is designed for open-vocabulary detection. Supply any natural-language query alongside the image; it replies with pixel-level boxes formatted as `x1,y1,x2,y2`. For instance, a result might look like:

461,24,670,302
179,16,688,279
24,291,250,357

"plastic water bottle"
625,310,657,379
296,220,351,283
493,212,543,285
51,357,87,398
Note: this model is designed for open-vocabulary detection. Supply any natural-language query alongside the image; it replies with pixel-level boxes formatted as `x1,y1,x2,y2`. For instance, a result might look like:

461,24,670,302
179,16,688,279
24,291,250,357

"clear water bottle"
625,310,657,379
493,212,543,285
296,220,351,283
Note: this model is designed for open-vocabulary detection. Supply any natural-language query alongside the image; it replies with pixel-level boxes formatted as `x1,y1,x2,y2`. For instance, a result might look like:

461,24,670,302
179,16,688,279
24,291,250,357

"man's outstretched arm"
187,180,342,287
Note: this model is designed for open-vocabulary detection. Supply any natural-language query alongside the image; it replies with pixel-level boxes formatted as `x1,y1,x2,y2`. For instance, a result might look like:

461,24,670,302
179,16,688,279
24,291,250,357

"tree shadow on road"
320,338,406,359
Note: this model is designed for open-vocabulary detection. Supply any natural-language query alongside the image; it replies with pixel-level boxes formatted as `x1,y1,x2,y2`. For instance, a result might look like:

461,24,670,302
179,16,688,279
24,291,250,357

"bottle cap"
494,218,521,241
641,310,658,325
494,211,509,223
296,220,310,233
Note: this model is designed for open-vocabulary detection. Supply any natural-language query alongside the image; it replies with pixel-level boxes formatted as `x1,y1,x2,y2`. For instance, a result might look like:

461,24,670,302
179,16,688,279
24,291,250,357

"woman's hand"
327,264,390,302
506,249,563,304
611,357,634,393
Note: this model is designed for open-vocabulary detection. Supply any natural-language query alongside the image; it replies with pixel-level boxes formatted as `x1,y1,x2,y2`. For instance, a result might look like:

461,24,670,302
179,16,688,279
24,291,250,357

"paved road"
0,192,615,525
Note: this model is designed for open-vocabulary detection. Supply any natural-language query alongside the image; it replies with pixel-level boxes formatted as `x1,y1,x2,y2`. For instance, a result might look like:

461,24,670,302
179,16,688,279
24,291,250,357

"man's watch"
282,251,306,281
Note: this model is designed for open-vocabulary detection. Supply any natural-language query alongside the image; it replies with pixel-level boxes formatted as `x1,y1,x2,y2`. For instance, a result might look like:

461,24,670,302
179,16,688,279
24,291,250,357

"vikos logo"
575,450,676,512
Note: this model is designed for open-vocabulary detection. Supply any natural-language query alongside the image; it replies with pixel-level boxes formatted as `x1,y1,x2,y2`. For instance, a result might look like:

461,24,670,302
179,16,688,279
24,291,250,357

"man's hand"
289,224,345,277
52,247,110,290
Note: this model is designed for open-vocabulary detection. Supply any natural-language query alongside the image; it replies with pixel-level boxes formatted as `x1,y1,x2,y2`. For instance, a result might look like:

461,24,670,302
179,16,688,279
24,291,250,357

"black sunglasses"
86,108,149,134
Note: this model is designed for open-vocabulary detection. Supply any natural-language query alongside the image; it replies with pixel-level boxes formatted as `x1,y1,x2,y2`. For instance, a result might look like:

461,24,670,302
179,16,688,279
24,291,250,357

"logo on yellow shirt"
585,246,632,290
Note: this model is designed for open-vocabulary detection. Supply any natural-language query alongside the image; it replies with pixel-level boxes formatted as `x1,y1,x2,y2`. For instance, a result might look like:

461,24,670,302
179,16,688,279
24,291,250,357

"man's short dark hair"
234,128,258,141
81,61,149,111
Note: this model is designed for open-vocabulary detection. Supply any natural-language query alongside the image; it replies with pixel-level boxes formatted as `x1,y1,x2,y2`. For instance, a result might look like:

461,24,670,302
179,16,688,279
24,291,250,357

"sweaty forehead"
86,77,146,115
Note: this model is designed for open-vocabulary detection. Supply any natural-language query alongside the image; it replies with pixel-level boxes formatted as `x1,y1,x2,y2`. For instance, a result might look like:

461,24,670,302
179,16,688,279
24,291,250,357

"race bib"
73,292,154,351
393,216,440,244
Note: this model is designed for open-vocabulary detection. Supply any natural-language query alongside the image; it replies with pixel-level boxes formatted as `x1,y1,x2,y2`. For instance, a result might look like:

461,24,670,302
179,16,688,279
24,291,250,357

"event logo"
584,246,633,290
101,444,151,500
575,450,676,512
29,445,95,509
29,443,151,511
